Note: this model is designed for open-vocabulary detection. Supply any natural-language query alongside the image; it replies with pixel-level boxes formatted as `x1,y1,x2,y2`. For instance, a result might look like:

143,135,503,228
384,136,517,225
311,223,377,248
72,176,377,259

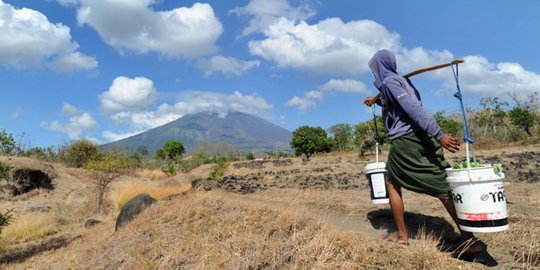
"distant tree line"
289,92,540,158
0,91,538,166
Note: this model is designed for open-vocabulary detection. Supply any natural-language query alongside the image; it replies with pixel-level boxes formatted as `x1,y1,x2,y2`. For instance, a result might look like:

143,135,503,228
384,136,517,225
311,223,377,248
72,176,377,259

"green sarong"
386,131,451,199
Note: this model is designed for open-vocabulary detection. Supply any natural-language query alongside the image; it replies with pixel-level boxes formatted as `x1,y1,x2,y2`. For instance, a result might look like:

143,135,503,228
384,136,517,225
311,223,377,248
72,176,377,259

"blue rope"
451,64,474,144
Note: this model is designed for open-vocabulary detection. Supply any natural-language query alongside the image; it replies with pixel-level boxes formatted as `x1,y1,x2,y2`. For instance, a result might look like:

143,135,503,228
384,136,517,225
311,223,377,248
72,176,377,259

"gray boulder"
115,193,156,231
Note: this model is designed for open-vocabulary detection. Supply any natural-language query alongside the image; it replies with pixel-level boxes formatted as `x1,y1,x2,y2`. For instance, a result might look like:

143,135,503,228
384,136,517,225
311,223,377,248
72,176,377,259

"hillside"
100,111,293,154
1,145,539,269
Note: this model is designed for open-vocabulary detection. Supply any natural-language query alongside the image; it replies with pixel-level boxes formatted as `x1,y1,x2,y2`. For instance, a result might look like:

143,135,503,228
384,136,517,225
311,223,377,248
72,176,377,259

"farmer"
363,49,484,253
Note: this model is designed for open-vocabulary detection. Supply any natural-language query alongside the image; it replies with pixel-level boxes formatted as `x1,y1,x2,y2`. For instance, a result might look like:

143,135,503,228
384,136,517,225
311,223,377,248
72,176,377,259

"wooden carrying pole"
370,59,464,102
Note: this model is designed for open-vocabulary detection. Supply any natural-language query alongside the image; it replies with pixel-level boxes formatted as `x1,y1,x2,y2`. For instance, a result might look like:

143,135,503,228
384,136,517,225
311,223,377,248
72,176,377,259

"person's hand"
363,96,375,106
438,134,460,153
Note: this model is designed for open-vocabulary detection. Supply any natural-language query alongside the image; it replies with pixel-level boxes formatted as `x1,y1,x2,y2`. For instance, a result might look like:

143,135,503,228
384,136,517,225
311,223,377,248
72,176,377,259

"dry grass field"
0,144,539,269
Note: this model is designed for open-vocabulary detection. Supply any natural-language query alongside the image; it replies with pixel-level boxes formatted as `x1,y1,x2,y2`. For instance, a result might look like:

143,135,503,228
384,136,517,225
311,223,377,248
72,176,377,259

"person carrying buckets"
363,49,485,254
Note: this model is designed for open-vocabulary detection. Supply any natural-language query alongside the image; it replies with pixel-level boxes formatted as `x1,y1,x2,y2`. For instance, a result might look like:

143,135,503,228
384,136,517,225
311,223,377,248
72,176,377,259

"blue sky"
1,0,540,148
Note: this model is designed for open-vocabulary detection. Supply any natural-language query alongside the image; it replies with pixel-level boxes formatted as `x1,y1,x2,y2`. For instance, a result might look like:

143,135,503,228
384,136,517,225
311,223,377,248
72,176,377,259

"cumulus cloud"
231,0,315,36
50,52,98,72
44,104,98,140
249,18,400,76
0,1,97,71
77,1,223,58
247,15,540,99
61,102,79,116
105,90,273,131
429,55,540,99
318,79,367,93
285,95,316,111
100,76,158,112
102,130,143,143
197,56,260,77
286,79,367,111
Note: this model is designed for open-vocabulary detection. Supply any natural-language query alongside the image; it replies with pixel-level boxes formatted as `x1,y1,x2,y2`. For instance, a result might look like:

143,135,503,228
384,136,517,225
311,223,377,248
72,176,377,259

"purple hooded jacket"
368,50,445,141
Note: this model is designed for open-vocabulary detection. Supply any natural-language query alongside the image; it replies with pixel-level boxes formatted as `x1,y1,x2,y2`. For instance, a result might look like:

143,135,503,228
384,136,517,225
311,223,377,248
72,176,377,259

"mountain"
100,111,292,155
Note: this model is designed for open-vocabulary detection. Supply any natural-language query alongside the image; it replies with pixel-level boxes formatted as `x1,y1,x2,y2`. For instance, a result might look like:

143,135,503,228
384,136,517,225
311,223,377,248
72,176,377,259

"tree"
159,140,185,160
433,111,463,138
84,154,135,211
60,139,99,168
290,126,332,159
478,97,508,136
353,117,388,156
509,107,535,136
328,123,353,151
135,146,149,158
0,129,16,155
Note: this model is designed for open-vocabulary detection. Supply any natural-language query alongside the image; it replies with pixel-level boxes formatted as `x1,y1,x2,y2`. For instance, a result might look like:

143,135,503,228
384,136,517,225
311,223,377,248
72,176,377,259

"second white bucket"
446,166,508,233
364,162,389,204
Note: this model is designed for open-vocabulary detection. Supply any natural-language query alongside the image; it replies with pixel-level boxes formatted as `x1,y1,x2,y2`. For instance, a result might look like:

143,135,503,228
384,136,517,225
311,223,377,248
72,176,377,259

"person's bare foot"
382,232,409,245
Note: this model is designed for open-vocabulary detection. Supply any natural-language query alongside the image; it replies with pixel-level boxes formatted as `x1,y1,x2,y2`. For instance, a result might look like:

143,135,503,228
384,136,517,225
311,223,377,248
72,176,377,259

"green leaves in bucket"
452,160,482,169
451,160,504,173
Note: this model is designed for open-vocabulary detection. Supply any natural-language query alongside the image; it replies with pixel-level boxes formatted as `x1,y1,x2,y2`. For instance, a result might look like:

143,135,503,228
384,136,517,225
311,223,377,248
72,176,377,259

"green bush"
210,157,229,179
0,210,13,234
0,161,12,182
60,139,99,168
0,129,16,155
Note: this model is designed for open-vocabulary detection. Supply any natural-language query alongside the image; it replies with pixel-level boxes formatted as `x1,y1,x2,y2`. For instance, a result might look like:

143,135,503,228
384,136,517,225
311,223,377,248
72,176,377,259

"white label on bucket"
450,181,508,221
371,173,387,197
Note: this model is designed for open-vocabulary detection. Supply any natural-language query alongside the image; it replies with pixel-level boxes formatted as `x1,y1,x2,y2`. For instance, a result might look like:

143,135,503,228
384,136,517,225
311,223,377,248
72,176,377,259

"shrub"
0,129,16,155
0,210,13,234
60,139,99,168
84,154,136,211
0,161,12,182
210,157,229,179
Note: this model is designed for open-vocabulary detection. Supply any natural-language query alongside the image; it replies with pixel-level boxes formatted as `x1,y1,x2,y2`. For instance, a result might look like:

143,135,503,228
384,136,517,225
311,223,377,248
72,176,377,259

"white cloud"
231,0,315,36
0,1,97,71
249,17,400,76
100,76,158,112
50,51,98,72
247,16,540,99
44,106,98,140
106,91,274,130
61,102,79,116
285,95,316,111
286,79,368,111
197,56,260,77
318,79,367,93
77,1,223,58
433,55,540,99
102,130,143,142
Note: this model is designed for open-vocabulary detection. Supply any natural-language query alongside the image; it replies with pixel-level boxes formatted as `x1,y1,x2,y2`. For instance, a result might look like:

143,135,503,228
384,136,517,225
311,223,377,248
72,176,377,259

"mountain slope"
100,111,292,154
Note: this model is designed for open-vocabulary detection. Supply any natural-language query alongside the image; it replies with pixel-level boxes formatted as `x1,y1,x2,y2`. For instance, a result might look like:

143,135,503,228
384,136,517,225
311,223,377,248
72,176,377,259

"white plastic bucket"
364,162,389,204
446,166,508,233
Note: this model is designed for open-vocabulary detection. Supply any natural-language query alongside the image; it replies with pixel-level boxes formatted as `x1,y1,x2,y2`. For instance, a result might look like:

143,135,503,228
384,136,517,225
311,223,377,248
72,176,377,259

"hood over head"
368,49,398,89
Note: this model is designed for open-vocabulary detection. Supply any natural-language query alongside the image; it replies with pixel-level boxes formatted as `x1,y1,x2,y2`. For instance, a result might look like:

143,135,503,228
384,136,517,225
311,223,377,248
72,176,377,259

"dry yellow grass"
0,213,59,244
8,191,486,270
110,181,191,211
134,169,168,181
